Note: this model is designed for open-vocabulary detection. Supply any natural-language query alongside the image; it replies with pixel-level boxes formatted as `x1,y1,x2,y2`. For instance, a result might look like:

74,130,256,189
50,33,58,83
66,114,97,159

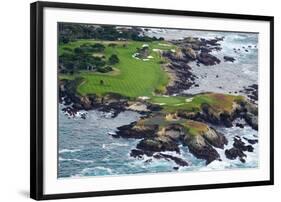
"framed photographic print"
30,1,274,200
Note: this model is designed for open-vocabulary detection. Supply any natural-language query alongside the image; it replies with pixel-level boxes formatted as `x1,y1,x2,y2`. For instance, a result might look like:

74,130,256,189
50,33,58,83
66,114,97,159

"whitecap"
78,167,113,176
59,148,81,154
59,157,94,163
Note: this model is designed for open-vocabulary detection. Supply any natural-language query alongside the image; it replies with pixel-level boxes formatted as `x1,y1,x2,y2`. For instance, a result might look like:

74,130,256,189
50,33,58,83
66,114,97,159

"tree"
108,54,119,65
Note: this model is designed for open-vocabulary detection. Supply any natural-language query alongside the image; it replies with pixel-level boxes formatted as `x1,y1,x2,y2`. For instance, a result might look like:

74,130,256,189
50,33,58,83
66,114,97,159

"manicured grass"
150,93,244,113
59,40,177,97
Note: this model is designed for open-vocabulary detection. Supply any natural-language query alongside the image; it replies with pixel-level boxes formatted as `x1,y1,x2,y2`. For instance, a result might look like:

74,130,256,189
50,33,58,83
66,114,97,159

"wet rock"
225,147,246,160
233,137,254,152
202,127,228,149
182,133,220,164
242,84,258,103
130,149,153,158
236,123,244,128
197,52,221,66
244,112,258,130
182,47,197,60
225,136,254,163
223,56,235,62
136,136,180,153
115,122,158,139
243,137,258,144
155,153,189,167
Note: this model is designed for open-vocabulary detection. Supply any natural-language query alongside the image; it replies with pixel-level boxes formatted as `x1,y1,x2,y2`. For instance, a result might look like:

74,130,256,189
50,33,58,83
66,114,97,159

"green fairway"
59,40,176,98
150,93,244,113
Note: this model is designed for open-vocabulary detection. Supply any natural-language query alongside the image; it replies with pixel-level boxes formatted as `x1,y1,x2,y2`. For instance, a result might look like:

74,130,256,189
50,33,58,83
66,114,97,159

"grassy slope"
59,40,176,97
183,120,209,136
150,93,244,113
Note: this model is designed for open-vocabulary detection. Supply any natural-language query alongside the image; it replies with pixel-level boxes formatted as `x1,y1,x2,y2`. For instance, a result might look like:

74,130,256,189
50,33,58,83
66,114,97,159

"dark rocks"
236,123,244,128
233,136,254,152
115,122,158,139
154,153,188,167
194,104,232,127
197,52,221,66
130,148,188,167
219,112,233,127
225,136,254,163
244,112,258,130
182,47,197,60
243,137,258,144
191,100,258,131
163,36,225,95
182,132,221,165
242,84,258,103
146,103,163,112
136,136,180,153
130,149,153,158
223,56,235,62
225,148,246,161
203,128,228,149
62,106,78,117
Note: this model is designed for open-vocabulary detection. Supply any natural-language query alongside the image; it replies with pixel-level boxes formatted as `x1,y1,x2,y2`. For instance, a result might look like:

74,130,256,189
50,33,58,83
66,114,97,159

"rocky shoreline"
109,97,258,167
59,79,163,118
59,77,258,168
162,37,226,95
58,35,259,169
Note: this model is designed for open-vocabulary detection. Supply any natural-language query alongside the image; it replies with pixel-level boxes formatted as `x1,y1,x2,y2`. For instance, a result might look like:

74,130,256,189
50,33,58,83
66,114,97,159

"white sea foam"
59,157,95,164
102,142,129,149
78,167,114,176
59,149,81,154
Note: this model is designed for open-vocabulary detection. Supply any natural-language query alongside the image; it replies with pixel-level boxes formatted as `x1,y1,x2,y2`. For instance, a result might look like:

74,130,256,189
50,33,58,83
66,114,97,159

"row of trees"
58,23,164,44
59,43,119,74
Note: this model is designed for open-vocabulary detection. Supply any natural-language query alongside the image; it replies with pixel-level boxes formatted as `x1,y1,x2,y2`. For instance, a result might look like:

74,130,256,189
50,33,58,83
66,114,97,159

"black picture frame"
30,1,274,200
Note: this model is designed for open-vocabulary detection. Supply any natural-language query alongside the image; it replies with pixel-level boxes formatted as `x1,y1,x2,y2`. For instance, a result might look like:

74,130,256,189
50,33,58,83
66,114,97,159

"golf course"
58,24,259,176
59,39,177,98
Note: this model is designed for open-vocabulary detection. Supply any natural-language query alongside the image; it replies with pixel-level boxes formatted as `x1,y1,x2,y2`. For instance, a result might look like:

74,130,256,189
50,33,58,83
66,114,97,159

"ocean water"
58,108,258,178
58,29,259,178
144,28,258,95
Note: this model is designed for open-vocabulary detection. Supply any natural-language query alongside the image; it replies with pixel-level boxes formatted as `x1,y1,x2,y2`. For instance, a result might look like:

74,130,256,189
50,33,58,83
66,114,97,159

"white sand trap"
155,103,166,106
132,53,140,60
174,103,184,106
158,43,171,47
153,48,162,52
138,96,150,100
147,55,154,59
185,98,193,102
127,102,149,112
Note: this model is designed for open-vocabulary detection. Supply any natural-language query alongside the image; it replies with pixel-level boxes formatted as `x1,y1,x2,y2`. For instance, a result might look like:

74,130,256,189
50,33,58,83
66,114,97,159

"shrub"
108,54,119,65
